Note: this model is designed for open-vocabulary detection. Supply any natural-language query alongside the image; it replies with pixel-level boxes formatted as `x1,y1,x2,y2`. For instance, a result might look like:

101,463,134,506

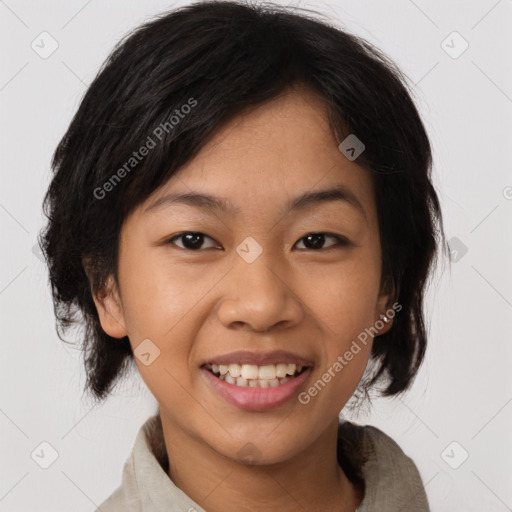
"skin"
92,85,394,512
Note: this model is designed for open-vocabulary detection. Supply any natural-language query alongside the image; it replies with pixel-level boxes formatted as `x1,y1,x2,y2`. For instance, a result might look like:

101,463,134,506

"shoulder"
93,430,145,512
93,415,202,512
93,453,142,511
338,422,431,512
94,487,125,512
361,423,416,463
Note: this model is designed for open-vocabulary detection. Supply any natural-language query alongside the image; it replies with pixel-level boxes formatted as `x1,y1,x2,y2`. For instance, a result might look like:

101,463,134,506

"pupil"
304,233,324,249
183,232,203,249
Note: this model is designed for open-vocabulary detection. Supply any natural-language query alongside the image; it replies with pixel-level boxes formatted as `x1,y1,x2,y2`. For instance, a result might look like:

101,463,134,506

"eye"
166,231,220,251
294,232,350,251
165,231,350,251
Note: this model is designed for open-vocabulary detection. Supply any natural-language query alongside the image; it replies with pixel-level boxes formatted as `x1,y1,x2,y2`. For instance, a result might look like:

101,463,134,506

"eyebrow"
144,185,366,220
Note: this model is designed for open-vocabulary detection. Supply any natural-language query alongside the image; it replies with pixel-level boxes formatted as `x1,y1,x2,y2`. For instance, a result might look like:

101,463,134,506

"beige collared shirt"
95,414,430,512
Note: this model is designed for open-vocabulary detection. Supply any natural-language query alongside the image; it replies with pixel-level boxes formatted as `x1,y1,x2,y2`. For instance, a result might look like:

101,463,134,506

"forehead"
137,87,377,224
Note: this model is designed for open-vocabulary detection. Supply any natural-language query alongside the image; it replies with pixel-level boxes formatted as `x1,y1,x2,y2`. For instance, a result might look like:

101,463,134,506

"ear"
91,274,128,339
374,278,396,336
83,259,128,338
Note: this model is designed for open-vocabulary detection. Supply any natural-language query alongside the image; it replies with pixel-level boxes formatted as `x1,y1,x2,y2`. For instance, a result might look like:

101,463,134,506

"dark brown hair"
39,0,446,404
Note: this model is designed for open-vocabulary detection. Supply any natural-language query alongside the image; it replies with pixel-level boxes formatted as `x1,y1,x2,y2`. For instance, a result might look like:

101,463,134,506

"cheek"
117,249,212,395
305,258,381,335
314,312,374,411
117,247,204,339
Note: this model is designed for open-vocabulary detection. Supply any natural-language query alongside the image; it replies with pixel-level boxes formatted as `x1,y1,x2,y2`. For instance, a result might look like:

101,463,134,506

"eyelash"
165,231,350,251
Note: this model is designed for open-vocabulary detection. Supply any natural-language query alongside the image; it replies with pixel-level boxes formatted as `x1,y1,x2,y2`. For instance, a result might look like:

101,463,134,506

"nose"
216,255,304,333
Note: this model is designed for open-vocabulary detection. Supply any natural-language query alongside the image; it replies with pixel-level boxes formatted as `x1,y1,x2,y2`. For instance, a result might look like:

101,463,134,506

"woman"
40,1,446,510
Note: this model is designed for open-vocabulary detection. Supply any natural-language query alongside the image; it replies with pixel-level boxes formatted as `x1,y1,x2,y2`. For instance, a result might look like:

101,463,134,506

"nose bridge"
235,233,283,291
239,250,284,296
217,246,303,332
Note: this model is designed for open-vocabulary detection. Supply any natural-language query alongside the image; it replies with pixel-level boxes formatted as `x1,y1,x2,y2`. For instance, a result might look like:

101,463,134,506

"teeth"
258,365,277,380
217,373,298,388
228,364,241,378
207,361,307,388
276,364,287,378
241,364,259,380
218,375,293,388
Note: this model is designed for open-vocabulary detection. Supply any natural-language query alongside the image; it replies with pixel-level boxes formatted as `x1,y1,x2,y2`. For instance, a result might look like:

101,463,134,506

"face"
94,86,393,465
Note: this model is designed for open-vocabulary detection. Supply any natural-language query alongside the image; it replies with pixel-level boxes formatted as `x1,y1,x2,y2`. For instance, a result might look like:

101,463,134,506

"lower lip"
201,367,312,411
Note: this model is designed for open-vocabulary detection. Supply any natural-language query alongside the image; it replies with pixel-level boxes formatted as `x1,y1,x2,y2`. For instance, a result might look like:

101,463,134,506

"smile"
204,362,306,388
201,363,312,411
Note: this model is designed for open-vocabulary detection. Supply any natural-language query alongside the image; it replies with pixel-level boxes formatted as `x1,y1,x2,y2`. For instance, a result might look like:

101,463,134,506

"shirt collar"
122,413,371,511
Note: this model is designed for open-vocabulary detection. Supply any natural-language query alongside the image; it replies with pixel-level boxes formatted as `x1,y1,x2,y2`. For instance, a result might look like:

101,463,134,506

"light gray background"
1,0,511,511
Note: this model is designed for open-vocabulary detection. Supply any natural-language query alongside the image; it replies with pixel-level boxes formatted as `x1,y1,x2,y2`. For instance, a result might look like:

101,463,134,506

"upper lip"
201,349,314,367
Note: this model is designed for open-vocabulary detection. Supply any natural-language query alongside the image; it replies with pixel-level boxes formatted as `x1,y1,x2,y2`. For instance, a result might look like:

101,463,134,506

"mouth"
202,362,309,388
199,349,314,411
200,360,313,411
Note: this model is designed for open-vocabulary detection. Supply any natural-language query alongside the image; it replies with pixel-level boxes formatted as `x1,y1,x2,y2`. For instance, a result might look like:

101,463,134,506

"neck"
159,414,363,512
